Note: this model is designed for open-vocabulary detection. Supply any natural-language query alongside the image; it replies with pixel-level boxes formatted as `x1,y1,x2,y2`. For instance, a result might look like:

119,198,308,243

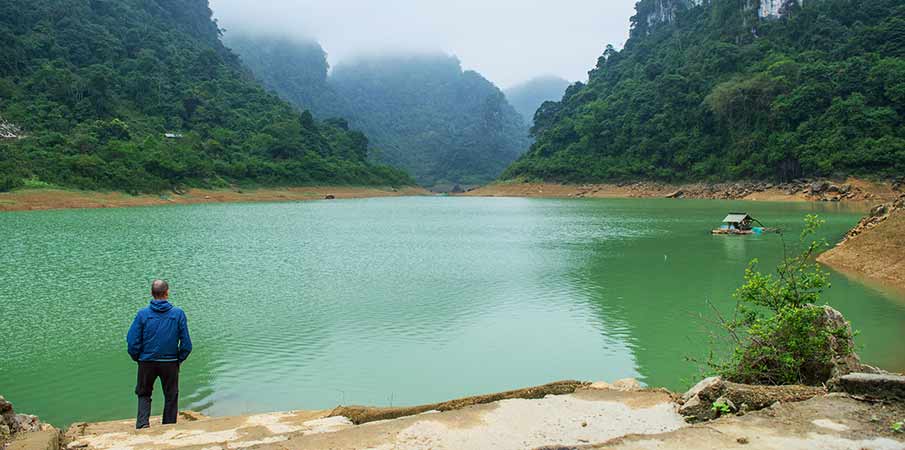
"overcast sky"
210,0,637,88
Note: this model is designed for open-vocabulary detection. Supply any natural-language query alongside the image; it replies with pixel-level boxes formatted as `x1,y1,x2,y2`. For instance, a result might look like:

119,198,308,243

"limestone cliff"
638,0,803,32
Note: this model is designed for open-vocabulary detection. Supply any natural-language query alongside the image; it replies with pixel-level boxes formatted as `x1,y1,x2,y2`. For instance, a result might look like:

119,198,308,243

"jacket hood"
149,299,174,313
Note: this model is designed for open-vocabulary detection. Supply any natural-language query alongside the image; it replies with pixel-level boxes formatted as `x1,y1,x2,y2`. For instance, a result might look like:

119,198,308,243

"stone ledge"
832,372,905,401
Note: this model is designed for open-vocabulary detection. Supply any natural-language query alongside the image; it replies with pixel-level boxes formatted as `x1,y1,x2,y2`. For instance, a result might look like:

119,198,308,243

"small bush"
22,177,55,189
705,215,857,385
711,401,732,415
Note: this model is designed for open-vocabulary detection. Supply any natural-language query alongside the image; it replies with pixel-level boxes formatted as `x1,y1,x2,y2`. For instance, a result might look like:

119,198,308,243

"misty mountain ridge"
504,76,572,126
228,34,531,188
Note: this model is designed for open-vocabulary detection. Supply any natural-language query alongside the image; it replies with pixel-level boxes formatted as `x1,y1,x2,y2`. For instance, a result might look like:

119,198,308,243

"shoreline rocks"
1,395,57,448
834,193,905,245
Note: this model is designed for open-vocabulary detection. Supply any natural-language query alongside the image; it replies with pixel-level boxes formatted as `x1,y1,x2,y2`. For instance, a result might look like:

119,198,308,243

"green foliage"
504,0,905,183
0,174,23,192
711,401,732,415
227,37,531,188
0,0,412,193
893,421,904,433
21,177,55,189
708,216,855,386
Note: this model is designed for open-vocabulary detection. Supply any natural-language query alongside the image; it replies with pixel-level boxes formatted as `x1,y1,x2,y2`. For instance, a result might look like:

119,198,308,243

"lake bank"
0,186,430,212
819,194,905,293
6,374,904,449
462,179,901,208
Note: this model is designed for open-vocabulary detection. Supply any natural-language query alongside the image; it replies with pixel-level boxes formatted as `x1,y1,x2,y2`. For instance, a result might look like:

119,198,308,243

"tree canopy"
0,0,412,193
503,0,905,183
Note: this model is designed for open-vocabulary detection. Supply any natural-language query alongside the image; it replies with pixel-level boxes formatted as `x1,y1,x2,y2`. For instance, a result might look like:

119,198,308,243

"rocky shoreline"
0,396,57,450
5,330,904,450
5,371,901,450
463,178,902,204
818,193,905,292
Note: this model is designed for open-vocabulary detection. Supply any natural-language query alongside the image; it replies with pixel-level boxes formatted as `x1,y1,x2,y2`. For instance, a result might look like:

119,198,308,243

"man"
126,279,192,429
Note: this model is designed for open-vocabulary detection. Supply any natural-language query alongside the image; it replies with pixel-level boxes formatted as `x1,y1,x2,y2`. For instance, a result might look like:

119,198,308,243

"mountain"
504,76,571,126
503,0,905,183
225,34,346,120
0,0,412,194
226,35,531,189
330,54,531,188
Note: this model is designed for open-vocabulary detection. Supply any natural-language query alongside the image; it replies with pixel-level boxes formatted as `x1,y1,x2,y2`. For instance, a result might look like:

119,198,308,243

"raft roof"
723,213,752,223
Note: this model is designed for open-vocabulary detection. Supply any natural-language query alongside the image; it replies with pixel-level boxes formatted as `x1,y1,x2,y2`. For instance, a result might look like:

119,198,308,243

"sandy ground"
819,206,905,294
0,186,429,212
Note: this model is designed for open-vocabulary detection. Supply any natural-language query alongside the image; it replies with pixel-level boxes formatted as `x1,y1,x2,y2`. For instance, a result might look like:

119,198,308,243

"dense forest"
227,35,530,189
0,0,412,193
503,0,905,183
504,76,571,126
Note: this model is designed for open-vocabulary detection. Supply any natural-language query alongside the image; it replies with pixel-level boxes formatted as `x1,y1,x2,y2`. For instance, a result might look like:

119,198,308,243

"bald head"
151,280,169,299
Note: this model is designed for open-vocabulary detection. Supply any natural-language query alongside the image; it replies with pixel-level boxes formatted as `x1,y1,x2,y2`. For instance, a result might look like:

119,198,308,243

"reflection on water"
1,197,903,427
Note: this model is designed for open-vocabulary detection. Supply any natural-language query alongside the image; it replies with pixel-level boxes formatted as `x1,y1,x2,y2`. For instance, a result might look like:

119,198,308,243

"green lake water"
1,197,904,427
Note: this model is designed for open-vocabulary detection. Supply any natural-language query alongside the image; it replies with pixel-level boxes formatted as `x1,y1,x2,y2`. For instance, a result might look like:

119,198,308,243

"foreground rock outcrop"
60,376,905,450
63,382,685,450
0,396,58,450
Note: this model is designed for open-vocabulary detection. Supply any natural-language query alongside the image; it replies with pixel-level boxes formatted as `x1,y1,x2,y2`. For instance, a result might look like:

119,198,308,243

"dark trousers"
135,361,180,429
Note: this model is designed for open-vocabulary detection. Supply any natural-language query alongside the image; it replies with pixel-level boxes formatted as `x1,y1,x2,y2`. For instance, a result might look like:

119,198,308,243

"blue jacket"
127,300,192,363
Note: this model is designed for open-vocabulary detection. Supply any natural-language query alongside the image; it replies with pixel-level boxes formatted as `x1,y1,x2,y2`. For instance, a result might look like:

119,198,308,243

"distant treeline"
0,0,412,193
504,0,905,183
227,35,531,188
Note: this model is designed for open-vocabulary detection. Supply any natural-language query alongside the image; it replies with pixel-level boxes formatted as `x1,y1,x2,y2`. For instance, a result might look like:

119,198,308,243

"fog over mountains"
210,0,637,88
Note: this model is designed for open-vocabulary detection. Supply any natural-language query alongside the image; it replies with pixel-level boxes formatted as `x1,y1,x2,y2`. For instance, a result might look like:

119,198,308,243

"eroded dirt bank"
0,186,429,212
463,179,901,205
819,194,905,293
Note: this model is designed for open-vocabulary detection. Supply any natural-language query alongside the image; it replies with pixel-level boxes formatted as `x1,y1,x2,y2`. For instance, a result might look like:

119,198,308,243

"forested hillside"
504,76,571,126
227,35,530,188
504,0,905,183
225,34,346,120
331,55,531,188
0,0,412,193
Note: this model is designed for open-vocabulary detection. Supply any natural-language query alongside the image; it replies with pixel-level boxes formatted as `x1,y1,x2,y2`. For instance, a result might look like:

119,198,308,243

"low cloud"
210,0,637,88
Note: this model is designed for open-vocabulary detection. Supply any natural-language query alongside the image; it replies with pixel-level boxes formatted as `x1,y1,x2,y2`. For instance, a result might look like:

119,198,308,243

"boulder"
830,373,905,401
811,181,830,194
681,376,723,403
11,414,42,434
0,395,54,440
677,377,826,423
814,306,862,382
871,204,889,217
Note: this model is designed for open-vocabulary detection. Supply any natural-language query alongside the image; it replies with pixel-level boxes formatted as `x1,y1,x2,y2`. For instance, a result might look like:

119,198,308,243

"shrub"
705,215,857,385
